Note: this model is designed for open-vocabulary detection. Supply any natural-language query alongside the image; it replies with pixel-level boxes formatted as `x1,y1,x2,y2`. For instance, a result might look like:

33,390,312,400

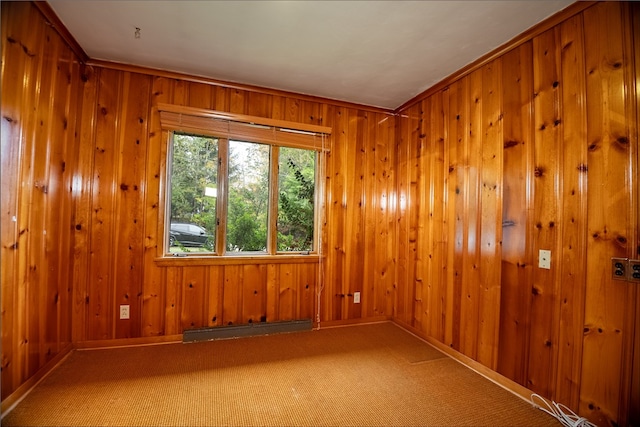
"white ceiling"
48,0,575,110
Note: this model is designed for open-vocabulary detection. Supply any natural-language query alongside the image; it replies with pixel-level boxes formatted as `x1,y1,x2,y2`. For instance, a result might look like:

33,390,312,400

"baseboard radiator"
183,319,313,343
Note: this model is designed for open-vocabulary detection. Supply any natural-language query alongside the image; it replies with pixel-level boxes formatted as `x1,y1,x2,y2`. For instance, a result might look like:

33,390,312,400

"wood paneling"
70,70,396,341
555,13,587,410
581,3,636,425
396,2,639,426
497,41,534,386
2,0,397,403
1,1,81,400
529,25,562,398
3,3,639,426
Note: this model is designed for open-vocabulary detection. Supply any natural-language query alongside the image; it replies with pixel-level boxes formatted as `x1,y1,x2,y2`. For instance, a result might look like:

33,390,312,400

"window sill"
155,254,321,267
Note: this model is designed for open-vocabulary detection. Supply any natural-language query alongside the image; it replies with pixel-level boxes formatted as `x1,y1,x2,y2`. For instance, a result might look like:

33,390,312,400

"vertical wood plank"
45,31,74,359
372,113,394,318
229,89,247,114
164,267,182,335
581,3,635,425
326,107,347,322
142,76,173,337
222,265,242,325
529,27,562,397
242,264,266,324
477,59,503,370
345,110,364,319
188,82,212,110
57,33,82,350
266,263,278,322
213,86,230,112
415,98,429,333
87,68,122,341
279,264,295,321
460,69,482,360
628,4,640,423
298,263,315,320
405,100,429,330
285,98,301,123
362,111,376,318
113,72,151,338
27,20,59,373
395,105,413,326
498,42,534,385
429,91,446,342
444,79,468,351
72,64,98,343
555,14,587,409
206,266,223,326
180,266,206,329
379,113,396,318
247,92,272,118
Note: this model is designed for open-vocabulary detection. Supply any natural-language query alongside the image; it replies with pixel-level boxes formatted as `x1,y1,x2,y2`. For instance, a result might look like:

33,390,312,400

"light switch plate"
538,250,551,269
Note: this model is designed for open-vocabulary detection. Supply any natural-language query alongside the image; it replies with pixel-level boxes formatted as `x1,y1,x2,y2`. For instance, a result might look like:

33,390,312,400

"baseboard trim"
0,343,74,417
316,315,391,329
75,334,183,350
391,319,537,404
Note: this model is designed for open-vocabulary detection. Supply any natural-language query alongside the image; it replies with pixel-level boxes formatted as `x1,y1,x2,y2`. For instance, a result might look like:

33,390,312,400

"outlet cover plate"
120,305,130,319
629,259,640,283
612,257,628,281
538,250,551,269
354,292,361,304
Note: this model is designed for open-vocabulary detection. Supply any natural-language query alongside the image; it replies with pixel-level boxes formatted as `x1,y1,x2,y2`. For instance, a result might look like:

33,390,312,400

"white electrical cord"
530,394,597,427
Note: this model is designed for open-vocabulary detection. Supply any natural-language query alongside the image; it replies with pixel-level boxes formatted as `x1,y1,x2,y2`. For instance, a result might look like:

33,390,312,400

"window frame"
156,104,330,262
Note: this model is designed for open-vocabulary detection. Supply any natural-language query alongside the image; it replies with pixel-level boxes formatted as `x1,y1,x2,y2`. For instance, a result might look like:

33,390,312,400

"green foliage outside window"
278,147,315,251
169,134,217,253
168,133,317,255
227,140,269,252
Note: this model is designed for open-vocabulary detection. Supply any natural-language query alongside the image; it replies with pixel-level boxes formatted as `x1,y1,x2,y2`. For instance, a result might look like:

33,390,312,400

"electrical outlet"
538,250,551,269
119,305,130,319
612,257,628,281
629,259,640,283
353,292,361,304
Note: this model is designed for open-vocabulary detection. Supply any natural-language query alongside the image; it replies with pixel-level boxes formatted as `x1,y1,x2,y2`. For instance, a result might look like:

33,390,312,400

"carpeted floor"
2,322,558,426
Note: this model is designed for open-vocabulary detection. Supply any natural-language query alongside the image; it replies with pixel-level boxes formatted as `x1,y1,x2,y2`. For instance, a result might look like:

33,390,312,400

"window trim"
156,104,330,261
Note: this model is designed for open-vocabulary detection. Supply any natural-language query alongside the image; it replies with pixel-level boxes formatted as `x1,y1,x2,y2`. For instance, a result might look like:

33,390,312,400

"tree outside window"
167,133,317,255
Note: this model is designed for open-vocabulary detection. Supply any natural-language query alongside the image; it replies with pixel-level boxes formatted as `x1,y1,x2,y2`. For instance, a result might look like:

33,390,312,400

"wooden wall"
3,2,639,426
1,2,82,400
395,2,639,426
71,67,396,343
1,1,396,400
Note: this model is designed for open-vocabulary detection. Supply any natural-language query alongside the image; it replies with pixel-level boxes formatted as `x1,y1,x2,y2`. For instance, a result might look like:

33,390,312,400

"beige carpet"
2,322,558,426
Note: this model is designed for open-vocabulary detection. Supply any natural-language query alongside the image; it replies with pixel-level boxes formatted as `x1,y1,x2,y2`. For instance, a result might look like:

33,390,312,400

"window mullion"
217,138,229,255
267,146,279,255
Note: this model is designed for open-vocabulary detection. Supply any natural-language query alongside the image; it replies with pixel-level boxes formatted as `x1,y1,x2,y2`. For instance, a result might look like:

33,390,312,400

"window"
226,140,270,253
168,134,218,252
160,104,329,257
277,146,316,251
